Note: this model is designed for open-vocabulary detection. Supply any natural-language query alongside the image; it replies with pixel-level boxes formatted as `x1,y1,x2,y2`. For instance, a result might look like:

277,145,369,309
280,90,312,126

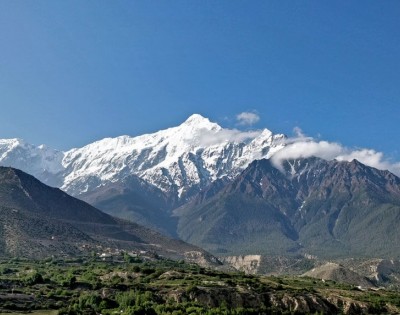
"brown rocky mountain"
78,174,178,237
0,167,220,266
175,157,400,258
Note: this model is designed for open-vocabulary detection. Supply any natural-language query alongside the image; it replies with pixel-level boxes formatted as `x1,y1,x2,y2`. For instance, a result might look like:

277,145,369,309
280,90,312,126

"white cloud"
271,140,343,164
236,112,260,126
293,126,305,138
270,134,400,176
183,116,400,177
336,149,400,175
286,127,314,143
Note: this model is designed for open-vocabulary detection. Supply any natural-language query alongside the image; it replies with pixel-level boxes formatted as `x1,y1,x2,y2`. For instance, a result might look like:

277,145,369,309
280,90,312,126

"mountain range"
176,157,400,258
1,114,400,260
0,114,286,233
0,114,285,200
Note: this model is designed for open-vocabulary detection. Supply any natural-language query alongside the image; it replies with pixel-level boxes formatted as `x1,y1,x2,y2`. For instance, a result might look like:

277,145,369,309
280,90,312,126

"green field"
0,254,399,314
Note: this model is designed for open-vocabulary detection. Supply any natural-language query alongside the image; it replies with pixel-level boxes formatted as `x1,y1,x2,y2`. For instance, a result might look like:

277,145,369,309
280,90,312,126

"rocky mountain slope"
175,157,400,258
303,262,376,288
0,167,220,266
78,174,178,236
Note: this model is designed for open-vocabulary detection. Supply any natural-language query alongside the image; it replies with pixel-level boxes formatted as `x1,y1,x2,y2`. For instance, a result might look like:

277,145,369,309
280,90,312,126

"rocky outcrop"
269,293,337,314
303,262,375,288
219,255,261,274
166,286,382,314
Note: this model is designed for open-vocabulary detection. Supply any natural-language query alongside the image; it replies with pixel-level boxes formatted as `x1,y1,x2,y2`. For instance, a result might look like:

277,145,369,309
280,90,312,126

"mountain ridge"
0,166,221,266
0,114,286,201
175,157,400,258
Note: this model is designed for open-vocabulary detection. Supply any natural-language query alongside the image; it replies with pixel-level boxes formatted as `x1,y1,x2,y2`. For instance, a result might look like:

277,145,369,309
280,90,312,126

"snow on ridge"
0,114,285,198
0,138,65,186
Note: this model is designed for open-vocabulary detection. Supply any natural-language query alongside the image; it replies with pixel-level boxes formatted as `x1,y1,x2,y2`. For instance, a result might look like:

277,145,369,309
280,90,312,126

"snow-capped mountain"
0,138,64,187
0,114,286,199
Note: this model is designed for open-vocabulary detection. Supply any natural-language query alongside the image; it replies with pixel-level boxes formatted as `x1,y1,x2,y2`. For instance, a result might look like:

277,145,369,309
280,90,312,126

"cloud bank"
271,128,400,176
236,112,260,126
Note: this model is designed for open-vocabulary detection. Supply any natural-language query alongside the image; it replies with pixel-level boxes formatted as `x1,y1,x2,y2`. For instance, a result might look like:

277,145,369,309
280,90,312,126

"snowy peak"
0,138,64,187
181,114,219,129
0,114,286,199
0,138,27,153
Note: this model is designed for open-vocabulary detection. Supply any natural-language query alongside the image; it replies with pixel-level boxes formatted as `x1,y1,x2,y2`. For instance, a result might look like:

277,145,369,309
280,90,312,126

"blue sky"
0,1,399,161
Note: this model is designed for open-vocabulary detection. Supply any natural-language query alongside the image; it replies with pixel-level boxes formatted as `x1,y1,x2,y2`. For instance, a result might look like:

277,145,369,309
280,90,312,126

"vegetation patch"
0,254,399,314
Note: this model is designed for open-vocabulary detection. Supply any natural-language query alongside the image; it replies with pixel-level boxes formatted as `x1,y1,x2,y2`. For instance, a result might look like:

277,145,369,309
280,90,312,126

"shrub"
23,271,44,285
